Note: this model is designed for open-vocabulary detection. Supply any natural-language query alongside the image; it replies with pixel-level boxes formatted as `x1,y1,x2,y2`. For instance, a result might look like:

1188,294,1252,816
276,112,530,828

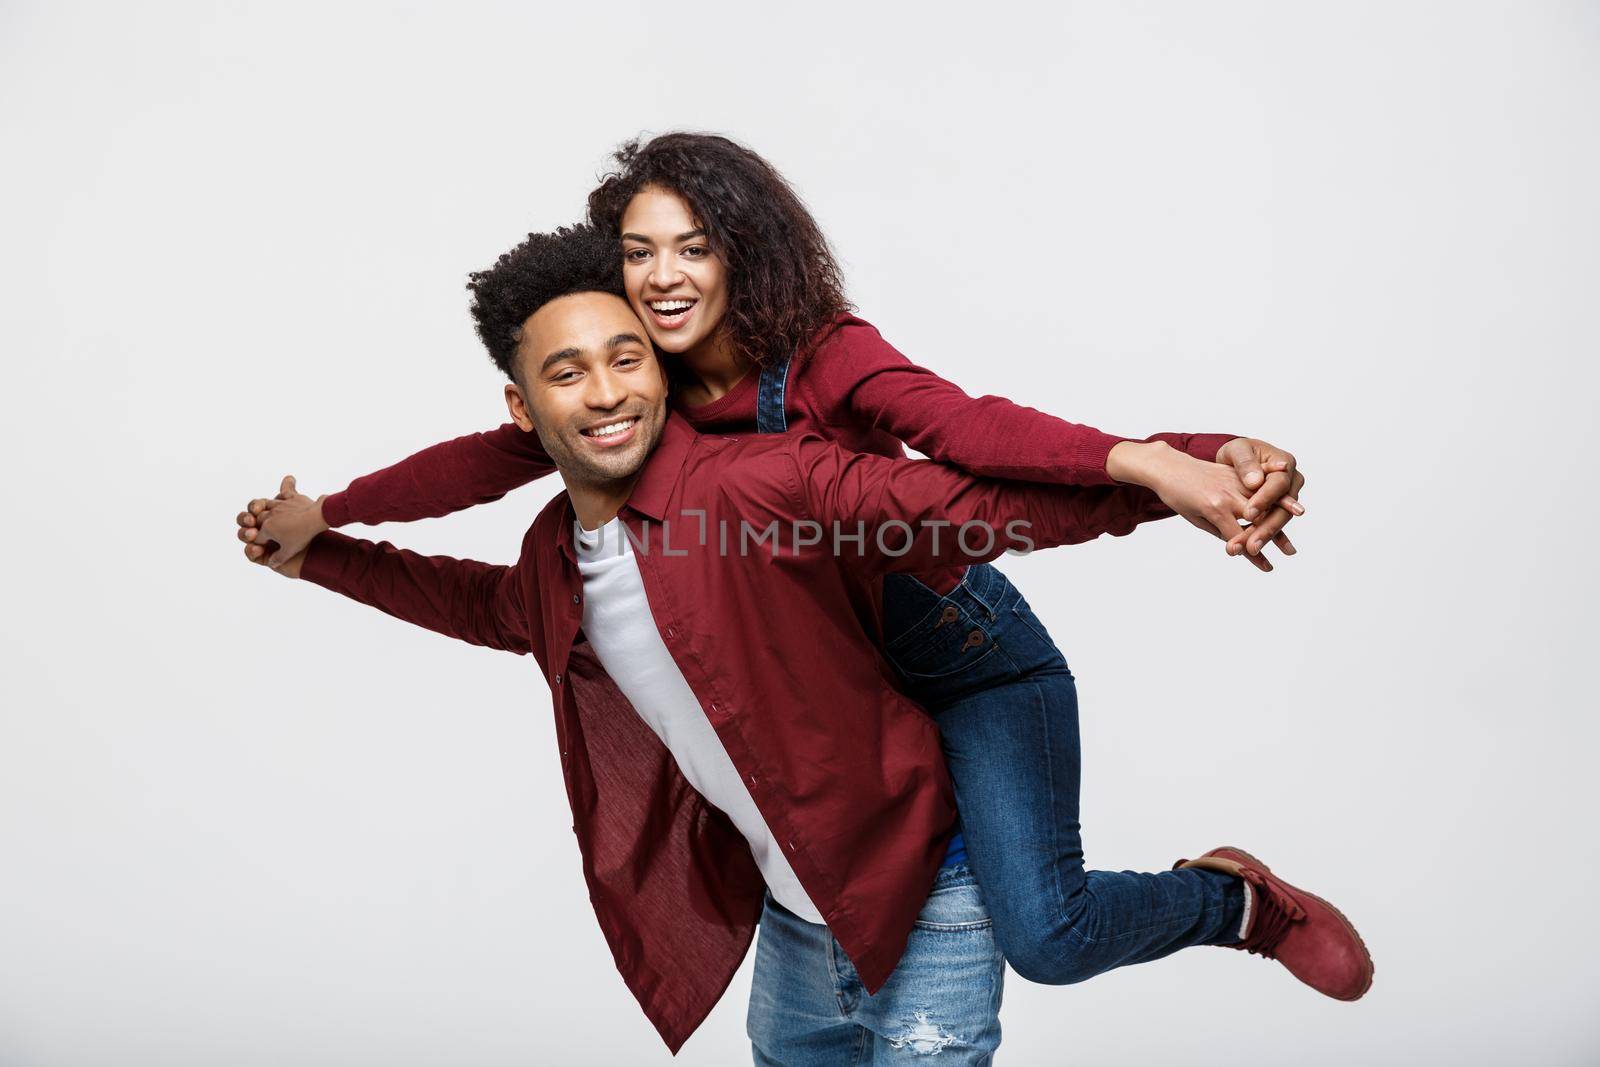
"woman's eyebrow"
620,229,706,243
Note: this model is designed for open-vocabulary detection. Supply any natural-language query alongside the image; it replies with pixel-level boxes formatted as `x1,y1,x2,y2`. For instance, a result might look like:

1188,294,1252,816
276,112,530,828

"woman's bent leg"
881,564,1244,986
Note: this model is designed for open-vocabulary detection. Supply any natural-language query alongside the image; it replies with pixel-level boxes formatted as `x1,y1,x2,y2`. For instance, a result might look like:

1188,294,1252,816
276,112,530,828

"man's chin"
569,440,651,484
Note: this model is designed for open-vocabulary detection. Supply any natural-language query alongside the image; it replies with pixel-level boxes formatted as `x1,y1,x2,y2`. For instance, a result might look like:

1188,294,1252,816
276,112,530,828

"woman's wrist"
1105,440,1176,488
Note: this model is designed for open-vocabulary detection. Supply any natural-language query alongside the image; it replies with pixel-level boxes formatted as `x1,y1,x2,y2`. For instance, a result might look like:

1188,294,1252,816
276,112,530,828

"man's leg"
850,864,1005,1065
748,870,1005,1066
747,894,867,1066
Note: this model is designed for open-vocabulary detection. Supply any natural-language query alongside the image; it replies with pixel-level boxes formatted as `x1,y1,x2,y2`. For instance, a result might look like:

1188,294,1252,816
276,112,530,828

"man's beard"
539,406,662,488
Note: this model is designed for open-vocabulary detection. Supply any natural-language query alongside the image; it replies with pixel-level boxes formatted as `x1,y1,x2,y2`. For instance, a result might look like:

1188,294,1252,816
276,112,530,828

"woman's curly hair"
587,132,853,367
466,223,623,381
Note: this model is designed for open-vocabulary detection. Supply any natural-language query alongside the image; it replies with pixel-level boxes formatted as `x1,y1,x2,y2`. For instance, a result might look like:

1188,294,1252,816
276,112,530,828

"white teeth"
650,299,695,312
585,418,637,438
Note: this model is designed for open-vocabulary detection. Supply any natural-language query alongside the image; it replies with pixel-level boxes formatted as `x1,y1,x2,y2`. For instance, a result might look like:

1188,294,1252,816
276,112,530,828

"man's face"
505,292,668,487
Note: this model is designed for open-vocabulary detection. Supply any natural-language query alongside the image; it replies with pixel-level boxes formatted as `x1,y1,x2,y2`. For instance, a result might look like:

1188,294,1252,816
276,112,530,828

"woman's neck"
675,330,751,406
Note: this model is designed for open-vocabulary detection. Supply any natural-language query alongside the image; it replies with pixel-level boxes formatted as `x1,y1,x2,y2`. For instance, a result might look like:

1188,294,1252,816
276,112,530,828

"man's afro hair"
466,223,625,380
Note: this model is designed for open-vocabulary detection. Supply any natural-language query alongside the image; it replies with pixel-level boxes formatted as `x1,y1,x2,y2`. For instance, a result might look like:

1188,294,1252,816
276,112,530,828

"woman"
247,133,1365,1001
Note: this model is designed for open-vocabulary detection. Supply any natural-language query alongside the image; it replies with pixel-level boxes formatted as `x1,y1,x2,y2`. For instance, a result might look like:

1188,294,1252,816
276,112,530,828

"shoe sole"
1214,845,1375,1001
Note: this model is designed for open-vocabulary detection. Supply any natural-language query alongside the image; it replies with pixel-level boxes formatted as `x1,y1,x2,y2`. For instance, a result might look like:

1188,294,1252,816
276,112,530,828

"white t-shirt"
573,517,824,923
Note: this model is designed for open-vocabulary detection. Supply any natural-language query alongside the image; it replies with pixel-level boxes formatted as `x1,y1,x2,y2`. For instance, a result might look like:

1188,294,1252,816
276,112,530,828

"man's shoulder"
680,432,838,512
687,429,834,466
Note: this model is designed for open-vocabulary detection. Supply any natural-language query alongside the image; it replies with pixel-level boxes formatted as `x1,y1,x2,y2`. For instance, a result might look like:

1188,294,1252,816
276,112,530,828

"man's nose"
584,368,628,410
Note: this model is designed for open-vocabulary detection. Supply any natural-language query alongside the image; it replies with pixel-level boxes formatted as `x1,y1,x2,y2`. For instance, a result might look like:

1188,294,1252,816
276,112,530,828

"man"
237,226,1369,1061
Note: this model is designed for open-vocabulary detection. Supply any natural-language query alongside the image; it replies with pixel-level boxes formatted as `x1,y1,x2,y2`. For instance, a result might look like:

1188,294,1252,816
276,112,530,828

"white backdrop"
3,2,1597,1064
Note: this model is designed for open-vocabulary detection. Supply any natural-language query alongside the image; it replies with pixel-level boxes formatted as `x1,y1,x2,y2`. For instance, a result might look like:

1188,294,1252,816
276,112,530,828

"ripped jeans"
748,864,1003,1066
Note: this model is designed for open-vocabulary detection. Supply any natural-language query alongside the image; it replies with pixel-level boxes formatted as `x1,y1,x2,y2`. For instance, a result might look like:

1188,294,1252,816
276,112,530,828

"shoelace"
1236,867,1308,959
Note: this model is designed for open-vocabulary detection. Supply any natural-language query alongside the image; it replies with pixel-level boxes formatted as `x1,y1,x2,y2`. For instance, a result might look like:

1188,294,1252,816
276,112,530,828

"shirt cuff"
1142,432,1238,464
1070,431,1134,487
1179,433,1237,463
320,490,352,528
298,530,360,588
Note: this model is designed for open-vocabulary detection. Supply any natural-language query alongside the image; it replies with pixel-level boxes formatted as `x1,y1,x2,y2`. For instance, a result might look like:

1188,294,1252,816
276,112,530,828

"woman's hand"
1213,437,1306,557
1107,442,1295,572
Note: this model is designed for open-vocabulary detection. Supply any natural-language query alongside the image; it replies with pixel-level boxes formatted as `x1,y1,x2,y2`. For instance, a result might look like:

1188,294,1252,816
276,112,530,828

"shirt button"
554,673,562,685
572,594,581,604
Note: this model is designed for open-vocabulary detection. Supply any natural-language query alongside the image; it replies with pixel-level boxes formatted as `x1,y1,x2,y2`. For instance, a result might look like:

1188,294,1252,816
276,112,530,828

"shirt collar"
549,411,696,562
624,412,697,521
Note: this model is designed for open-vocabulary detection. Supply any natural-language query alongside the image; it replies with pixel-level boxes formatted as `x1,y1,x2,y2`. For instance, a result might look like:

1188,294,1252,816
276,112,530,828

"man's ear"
504,381,535,432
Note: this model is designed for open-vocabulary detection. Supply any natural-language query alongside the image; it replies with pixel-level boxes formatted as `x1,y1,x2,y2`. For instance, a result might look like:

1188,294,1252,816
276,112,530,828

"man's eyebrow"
539,346,582,374
619,229,707,244
539,334,644,374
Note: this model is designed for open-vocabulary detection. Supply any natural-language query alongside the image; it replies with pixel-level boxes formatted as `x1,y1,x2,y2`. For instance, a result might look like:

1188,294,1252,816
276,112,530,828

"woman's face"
620,186,730,358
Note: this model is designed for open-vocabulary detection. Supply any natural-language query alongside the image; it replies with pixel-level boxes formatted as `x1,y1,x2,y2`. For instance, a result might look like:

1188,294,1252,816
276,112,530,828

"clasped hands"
1106,437,1305,572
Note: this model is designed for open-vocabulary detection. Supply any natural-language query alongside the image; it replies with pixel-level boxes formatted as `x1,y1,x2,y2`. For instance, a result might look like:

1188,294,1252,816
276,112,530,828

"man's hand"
243,473,328,568
1107,441,1294,572
1213,437,1306,558
236,475,318,578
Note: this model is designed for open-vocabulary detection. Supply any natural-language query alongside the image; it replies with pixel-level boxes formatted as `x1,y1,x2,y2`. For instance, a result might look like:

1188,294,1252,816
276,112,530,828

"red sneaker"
1175,846,1374,1001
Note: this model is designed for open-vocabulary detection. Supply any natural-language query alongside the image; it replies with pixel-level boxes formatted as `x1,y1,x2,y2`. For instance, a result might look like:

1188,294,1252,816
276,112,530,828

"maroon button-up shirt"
299,414,1177,1052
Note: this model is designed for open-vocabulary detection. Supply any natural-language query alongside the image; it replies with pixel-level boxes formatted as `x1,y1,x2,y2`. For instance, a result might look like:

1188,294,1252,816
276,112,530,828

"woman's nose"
650,256,683,289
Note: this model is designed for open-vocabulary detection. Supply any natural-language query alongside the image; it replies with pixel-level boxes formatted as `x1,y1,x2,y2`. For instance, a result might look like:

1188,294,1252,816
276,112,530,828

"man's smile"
579,416,641,447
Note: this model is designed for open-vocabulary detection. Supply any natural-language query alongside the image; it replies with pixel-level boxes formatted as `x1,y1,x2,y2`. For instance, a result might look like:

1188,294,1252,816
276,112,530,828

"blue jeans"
881,563,1246,985
748,864,1004,1066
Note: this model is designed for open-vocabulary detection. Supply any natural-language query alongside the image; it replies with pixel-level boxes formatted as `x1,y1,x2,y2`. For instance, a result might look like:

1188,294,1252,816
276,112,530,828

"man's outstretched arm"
245,425,557,569
238,477,532,655
786,436,1292,576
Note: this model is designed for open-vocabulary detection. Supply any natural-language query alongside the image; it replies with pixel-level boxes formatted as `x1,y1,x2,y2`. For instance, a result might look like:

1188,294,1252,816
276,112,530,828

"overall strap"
754,352,793,434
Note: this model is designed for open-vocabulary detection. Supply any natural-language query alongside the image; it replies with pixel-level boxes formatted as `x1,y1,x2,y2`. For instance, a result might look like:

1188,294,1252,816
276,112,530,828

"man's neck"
565,471,642,531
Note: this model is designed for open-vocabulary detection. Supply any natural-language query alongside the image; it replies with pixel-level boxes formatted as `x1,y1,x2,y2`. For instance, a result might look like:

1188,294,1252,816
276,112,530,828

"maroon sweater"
321,315,1234,533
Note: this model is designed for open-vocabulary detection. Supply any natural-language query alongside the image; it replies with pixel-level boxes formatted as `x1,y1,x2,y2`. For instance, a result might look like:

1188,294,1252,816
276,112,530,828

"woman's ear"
504,382,535,433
